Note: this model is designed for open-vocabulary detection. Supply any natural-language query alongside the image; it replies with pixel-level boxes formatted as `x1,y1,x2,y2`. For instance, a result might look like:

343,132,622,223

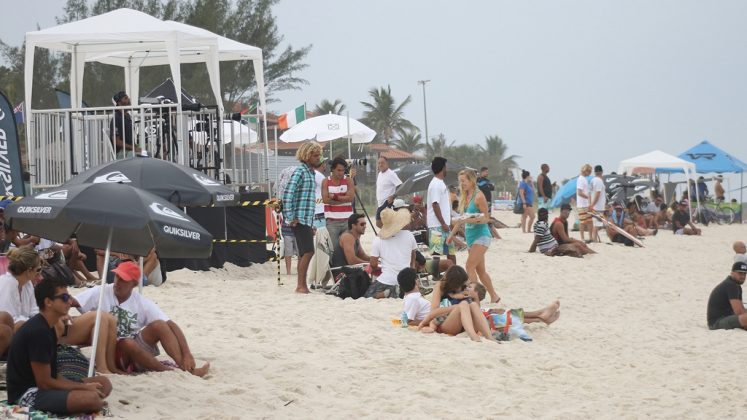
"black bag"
513,188,523,214
41,261,76,286
336,266,371,300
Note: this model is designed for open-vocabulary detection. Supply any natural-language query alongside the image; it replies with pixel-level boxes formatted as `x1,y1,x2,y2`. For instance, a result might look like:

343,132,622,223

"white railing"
25,104,265,192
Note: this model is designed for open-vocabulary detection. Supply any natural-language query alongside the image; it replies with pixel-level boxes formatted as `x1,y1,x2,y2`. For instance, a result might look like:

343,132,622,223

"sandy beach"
79,212,747,419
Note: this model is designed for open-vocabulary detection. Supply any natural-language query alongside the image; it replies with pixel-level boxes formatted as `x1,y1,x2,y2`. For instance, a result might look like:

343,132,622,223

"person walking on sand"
589,165,606,243
427,157,456,264
536,164,552,210
452,169,501,303
282,141,323,293
576,164,593,242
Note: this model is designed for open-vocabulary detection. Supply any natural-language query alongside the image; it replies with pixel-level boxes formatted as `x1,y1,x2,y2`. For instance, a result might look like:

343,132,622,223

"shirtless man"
550,204,596,255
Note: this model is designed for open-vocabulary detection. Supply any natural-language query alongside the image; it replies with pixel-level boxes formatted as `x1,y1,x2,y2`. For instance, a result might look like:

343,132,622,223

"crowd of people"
0,233,207,416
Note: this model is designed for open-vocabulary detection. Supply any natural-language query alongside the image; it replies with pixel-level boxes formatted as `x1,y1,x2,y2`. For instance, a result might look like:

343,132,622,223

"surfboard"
589,211,645,248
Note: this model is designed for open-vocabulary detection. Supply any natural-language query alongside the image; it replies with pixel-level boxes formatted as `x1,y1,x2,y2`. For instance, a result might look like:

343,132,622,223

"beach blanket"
0,402,104,419
484,309,532,342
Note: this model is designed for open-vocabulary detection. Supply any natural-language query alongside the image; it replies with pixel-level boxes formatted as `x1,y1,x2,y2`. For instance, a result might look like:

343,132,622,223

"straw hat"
379,208,411,239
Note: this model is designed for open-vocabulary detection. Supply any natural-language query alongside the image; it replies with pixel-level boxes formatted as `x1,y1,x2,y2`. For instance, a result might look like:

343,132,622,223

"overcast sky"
3,0,747,184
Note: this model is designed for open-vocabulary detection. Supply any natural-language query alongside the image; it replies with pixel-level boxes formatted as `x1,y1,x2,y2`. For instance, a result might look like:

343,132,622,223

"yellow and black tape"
0,196,24,202
212,239,274,244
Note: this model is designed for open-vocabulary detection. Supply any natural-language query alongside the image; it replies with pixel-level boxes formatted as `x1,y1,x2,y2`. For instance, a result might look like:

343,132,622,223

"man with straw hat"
365,206,417,299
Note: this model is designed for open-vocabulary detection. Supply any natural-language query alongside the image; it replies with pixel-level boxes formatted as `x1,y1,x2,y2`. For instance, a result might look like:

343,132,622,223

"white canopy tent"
618,149,700,216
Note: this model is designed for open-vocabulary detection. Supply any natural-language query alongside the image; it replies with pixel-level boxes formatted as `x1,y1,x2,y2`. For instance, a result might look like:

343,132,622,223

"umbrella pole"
347,112,352,159
88,227,113,377
139,256,144,293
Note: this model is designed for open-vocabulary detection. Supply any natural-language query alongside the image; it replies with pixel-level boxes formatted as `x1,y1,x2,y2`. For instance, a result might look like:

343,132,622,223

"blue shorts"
313,213,326,229
469,235,491,248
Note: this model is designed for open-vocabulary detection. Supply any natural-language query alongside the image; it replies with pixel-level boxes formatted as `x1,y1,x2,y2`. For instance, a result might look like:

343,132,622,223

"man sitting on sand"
672,200,701,235
529,208,582,257
73,261,209,376
330,213,369,268
550,204,595,255
366,207,417,299
706,262,747,330
733,241,747,264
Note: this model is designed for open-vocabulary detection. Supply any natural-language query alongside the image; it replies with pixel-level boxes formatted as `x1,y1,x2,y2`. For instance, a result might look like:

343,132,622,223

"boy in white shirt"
397,268,430,326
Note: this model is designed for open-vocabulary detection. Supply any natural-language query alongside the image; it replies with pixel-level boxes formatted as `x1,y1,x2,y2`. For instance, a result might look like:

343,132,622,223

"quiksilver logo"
149,203,189,221
16,206,52,214
163,225,201,240
216,194,234,202
192,174,221,186
327,123,340,130
35,190,68,200
93,171,131,183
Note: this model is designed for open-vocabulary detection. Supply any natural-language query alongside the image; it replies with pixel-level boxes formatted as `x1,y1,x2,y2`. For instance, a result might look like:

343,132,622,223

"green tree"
425,133,454,160
313,98,346,115
392,129,424,154
360,85,415,144
480,135,519,177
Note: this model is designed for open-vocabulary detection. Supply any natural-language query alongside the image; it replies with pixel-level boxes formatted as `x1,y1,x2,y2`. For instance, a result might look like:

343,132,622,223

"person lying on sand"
73,262,209,377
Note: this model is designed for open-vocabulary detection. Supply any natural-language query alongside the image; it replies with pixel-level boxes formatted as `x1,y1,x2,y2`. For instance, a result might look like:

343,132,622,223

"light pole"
417,79,430,150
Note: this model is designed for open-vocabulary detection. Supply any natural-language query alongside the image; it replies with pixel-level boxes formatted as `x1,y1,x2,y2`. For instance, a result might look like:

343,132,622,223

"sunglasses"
52,293,72,303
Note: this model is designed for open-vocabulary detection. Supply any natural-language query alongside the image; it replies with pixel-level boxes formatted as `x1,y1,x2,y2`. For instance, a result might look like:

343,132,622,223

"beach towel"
307,227,333,286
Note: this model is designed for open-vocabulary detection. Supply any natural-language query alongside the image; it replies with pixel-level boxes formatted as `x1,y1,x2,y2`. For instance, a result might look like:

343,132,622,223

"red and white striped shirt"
324,176,354,220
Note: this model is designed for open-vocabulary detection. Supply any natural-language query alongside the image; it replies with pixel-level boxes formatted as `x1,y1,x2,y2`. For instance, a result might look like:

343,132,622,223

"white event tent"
618,149,700,216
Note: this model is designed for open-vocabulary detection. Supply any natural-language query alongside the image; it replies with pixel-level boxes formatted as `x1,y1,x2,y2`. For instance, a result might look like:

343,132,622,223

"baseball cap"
112,91,128,104
111,261,141,282
594,165,603,173
560,203,572,211
732,262,747,273
392,198,409,209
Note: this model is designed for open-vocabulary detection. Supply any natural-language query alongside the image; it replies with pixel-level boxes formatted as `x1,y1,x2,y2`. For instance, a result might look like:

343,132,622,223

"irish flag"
278,105,306,129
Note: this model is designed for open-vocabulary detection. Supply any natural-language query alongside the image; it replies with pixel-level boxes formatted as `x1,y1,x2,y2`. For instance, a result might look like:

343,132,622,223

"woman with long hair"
450,169,501,303
518,170,535,233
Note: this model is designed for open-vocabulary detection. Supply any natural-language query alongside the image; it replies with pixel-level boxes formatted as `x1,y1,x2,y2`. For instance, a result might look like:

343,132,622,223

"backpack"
334,266,371,300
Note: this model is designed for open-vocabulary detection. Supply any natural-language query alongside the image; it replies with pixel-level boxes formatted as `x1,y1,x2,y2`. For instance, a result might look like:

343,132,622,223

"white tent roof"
24,8,221,112
618,150,696,174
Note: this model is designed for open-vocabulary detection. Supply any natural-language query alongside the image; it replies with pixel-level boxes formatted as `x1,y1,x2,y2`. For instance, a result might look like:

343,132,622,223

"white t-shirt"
75,284,169,338
315,170,325,215
0,273,38,323
590,177,606,211
371,230,417,286
576,176,590,208
426,177,451,228
403,292,431,321
376,169,402,207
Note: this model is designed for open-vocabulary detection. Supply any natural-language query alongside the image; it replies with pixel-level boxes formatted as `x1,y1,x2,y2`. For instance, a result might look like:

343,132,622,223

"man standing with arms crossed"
427,157,456,264
589,165,606,242
375,157,402,228
536,164,552,209
282,141,323,293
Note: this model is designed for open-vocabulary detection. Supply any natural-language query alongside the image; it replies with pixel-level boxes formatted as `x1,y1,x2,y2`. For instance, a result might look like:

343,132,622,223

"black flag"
0,91,26,196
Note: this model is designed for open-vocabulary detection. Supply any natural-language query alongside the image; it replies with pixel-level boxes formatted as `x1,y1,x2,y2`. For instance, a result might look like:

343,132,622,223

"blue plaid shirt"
282,163,316,226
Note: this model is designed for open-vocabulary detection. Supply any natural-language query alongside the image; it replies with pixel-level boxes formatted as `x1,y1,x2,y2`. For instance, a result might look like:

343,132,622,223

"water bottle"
400,311,409,328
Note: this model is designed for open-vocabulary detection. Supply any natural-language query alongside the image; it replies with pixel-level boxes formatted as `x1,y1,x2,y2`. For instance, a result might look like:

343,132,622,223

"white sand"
83,213,747,418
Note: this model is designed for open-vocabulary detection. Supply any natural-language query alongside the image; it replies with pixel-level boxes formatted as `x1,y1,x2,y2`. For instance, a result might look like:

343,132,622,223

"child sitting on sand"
398,268,431,326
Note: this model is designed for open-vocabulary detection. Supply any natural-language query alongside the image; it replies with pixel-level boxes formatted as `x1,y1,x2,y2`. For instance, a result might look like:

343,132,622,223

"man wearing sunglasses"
73,261,209,377
330,213,370,268
6,277,112,416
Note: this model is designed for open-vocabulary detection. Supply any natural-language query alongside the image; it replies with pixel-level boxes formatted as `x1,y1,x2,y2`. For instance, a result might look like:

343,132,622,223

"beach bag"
512,188,523,214
335,266,371,300
41,261,76,286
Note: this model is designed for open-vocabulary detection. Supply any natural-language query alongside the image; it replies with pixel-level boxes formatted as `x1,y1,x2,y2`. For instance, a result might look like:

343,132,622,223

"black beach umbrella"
603,174,656,204
5,182,213,258
394,162,466,196
5,182,213,376
64,156,238,207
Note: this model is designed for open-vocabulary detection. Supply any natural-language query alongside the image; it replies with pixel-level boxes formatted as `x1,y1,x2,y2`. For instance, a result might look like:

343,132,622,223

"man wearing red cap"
73,261,209,376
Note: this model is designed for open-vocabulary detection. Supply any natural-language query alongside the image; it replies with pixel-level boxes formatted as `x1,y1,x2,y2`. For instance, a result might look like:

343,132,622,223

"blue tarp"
550,176,589,208
657,140,747,174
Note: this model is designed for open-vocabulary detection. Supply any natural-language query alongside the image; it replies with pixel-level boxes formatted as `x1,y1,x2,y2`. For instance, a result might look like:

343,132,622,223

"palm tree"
480,135,519,177
392,129,424,153
425,133,455,160
313,98,346,115
360,85,416,144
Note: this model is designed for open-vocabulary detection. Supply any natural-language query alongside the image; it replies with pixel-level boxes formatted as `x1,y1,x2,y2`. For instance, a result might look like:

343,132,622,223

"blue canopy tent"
657,140,747,210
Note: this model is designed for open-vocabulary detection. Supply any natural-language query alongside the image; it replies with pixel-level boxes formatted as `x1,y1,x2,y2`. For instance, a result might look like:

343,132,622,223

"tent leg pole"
88,227,113,377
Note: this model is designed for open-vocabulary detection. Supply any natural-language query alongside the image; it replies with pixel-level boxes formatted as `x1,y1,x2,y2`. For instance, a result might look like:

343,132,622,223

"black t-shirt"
6,313,58,403
110,110,133,152
331,233,360,267
672,210,690,232
540,174,553,199
476,177,493,203
706,276,742,327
